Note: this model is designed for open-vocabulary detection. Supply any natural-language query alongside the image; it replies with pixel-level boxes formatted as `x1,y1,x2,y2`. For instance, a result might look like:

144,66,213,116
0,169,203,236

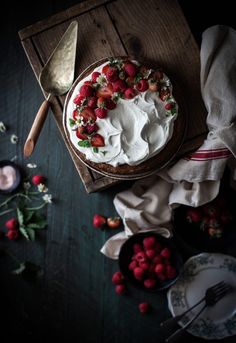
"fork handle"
160,297,205,329
165,304,207,343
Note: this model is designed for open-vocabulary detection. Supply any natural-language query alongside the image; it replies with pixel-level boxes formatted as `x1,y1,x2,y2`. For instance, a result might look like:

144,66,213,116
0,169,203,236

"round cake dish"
63,56,187,179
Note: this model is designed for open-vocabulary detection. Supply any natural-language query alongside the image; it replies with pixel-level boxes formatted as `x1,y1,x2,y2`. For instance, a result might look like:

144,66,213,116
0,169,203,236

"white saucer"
167,253,236,340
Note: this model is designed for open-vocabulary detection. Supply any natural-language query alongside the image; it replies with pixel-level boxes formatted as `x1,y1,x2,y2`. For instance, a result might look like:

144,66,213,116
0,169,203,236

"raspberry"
133,267,144,280
144,278,156,289
135,251,147,262
80,84,94,97
5,218,18,230
146,249,156,259
133,243,143,254
157,272,167,282
136,79,149,92
138,302,150,314
166,265,177,279
160,248,171,259
112,271,124,285
6,229,19,240
143,236,156,249
115,284,126,295
124,87,137,99
152,255,163,264
91,71,101,83
186,208,202,223
124,62,137,77
155,263,165,274
93,214,106,229
139,261,150,271
128,260,138,271
32,175,45,185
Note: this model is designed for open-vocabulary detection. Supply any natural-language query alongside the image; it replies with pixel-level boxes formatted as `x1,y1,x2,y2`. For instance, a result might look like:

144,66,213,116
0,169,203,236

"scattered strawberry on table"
93,214,121,229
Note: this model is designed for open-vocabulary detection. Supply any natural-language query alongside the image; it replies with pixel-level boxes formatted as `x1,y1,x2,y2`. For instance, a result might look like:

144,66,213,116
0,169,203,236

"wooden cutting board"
18,0,207,193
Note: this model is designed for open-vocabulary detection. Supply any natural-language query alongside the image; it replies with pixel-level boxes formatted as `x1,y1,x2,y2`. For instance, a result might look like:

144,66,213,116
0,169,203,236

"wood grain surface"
1,1,235,342
19,0,208,192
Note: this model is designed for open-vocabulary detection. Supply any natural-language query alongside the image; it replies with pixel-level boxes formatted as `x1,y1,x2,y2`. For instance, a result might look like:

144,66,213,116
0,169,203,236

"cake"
63,57,185,178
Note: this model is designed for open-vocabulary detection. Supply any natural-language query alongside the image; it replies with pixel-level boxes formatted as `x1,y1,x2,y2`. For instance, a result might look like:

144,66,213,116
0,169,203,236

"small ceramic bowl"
118,231,183,291
0,160,21,194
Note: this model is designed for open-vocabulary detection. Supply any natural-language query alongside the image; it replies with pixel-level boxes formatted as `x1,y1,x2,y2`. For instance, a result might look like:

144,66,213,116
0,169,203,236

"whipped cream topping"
65,61,178,167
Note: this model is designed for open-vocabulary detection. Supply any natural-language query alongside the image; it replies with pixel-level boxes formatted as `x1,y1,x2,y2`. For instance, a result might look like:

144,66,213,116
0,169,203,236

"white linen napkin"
101,25,236,259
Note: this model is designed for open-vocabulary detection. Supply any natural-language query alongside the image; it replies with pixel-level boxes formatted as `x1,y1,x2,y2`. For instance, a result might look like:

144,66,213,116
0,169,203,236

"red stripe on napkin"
184,148,231,161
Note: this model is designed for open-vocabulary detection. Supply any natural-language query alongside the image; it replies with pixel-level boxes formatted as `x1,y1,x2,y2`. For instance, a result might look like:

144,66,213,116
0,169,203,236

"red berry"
159,88,170,101
143,236,156,249
95,107,108,119
97,97,106,108
138,302,150,314
146,249,156,260
155,263,165,274
139,261,150,271
160,248,171,259
136,79,149,92
96,84,113,98
166,265,177,279
106,66,119,82
91,134,105,147
73,109,79,120
32,175,45,185
129,260,138,271
115,284,126,295
124,87,137,99
107,217,121,229
80,107,96,122
144,278,156,289
133,267,144,280
106,98,116,110
157,272,167,282
135,251,147,263
5,218,18,231
93,214,106,229
133,243,143,254
112,79,127,93
165,102,175,110
73,94,85,105
102,64,109,74
87,96,98,109
186,208,202,223
124,62,137,77
91,71,101,83
80,84,94,97
6,229,19,240
152,255,163,264
86,123,99,134
76,127,88,140
112,271,124,285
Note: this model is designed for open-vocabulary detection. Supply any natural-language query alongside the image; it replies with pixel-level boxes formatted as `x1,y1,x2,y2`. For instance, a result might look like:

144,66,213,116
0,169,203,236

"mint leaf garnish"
101,151,108,156
69,118,76,127
78,140,91,148
93,147,99,153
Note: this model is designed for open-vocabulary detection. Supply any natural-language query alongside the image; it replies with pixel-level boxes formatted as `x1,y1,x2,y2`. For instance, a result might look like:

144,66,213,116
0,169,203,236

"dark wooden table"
0,1,235,342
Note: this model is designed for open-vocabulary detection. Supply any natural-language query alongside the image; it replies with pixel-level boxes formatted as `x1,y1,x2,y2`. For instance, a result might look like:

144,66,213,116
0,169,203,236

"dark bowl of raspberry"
118,231,183,292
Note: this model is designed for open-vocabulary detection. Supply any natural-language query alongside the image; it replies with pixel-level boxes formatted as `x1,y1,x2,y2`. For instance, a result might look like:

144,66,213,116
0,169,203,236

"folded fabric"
101,25,236,259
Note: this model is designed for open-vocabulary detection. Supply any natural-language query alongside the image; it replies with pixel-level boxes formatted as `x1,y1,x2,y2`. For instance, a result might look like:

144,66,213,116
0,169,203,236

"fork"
164,281,232,343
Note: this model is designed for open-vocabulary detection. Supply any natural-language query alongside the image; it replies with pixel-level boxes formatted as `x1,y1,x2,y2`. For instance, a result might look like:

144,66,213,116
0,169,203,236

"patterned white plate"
167,253,236,340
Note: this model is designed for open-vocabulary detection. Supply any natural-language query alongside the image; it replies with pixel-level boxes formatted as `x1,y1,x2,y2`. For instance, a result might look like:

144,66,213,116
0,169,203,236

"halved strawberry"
91,72,101,83
76,127,88,140
73,109,79,120
73,94,85,105
87,96,98,109
91,134,105,147
80,107,96,122
95,107,107,119
97,97,106,108
106,97,116,110
96,83,113,98
102,64,110,74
